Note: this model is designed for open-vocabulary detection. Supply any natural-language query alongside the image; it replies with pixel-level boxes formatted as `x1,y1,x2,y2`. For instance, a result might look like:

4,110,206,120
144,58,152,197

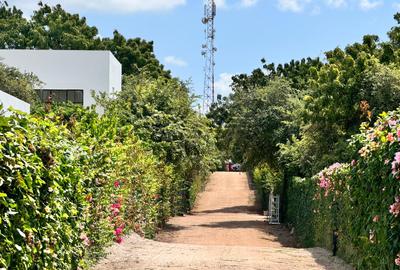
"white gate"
268,193,280,224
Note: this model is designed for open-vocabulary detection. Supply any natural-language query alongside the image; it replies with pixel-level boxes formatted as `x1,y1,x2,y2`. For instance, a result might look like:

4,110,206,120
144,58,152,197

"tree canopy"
0,1,170,78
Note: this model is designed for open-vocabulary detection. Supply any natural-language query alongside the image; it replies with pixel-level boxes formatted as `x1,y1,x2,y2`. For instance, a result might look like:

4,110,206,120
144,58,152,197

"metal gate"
268,193,280,224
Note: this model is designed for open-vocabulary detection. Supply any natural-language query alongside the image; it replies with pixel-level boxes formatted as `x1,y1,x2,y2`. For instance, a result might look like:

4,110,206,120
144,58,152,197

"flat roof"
0,49,120,64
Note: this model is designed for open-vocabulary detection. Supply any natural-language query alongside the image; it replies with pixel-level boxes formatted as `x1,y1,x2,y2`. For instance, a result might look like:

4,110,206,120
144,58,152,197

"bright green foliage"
212,12,400,267
0,2,169,77
221,78,298,169
99,75,220,214
0,103,205,268
219,13,400,177
252,163,283,210
287,109,400,268
0,63,40,104
0,109,89,269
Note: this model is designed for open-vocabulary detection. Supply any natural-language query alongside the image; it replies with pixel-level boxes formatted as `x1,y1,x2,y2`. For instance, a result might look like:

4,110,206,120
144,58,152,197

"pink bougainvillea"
80,232,91,247
114,226,123,236
389,197,400,217
388,120,397,128
395,253,400,266
318,173,330,189
387,133,395,143
109,181,126,244
392,152,400,177
351,159,357,167
317,163,344,195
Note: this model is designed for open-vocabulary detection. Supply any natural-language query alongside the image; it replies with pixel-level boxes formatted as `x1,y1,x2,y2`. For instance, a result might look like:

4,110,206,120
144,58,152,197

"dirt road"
94,172,351,270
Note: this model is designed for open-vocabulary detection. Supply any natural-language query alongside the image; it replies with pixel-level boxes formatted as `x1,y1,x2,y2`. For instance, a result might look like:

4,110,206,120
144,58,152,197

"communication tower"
201,0,217,113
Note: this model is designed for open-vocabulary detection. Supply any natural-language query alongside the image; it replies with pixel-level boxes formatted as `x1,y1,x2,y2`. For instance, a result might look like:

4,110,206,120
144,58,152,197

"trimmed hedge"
287,109,400,269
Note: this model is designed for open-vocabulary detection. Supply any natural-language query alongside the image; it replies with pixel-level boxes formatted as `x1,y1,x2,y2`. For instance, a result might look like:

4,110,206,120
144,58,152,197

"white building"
0,49,122,113
0,90,30,115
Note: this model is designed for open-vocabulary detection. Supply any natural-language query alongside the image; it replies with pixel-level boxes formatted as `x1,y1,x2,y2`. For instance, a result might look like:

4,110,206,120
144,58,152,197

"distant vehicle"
232,164,241,172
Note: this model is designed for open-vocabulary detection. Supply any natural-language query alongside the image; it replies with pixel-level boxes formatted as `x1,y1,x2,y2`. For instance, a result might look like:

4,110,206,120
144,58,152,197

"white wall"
0,90,30,115
0,50,122,112
109,52,122,95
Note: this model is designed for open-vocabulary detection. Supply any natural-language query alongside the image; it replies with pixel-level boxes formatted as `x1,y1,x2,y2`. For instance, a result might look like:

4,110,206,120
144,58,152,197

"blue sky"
10,0,400,98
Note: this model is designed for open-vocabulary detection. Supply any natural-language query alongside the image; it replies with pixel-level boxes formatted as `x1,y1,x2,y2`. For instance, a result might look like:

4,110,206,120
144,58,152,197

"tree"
0,63,40,104
0,1,170,77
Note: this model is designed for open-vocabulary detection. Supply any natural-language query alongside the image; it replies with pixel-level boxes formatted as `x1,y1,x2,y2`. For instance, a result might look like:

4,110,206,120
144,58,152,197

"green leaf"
15,244,22,251
17,228,25,238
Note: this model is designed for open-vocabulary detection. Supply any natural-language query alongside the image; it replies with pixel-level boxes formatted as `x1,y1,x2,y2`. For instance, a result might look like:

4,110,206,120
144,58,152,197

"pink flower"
111,203,121,210
395,254,400,266
114,227,123,236
392,152,400,176
389,120,397,128
385,159,390,165
395,152,400,163
328,163,342,172
319,174,331,190
114,181,120,188
80,233,91,246
387,133,394,143
372,215,379,222
351,160,357,167
115,236,123,244
389,197,400,217
112,208,120,216
397,129,400,141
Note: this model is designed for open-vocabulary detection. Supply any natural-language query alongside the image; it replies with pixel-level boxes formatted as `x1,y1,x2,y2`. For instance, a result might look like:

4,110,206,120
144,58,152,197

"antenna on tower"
201,0,217,114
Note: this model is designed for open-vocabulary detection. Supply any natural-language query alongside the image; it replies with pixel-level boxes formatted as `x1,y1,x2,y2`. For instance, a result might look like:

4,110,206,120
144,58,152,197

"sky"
8,0,400,98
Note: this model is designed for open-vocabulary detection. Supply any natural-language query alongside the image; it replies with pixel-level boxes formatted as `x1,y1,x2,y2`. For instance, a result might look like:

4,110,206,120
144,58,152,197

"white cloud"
164,56,188,67
277,0,311,12
215,73,234,97
326,0,347,8
311,5,321,15
8,0,186,14
393,2,400,10
359,0,383,10
240,0,259,7
212,0,258,9
214,0,227,8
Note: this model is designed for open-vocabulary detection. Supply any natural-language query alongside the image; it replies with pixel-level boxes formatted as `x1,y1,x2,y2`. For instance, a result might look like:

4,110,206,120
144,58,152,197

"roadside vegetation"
208,13,400,268
0,2,219,269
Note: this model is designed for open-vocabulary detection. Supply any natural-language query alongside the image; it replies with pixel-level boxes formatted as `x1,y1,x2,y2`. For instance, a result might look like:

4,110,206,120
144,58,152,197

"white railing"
0,90,31,115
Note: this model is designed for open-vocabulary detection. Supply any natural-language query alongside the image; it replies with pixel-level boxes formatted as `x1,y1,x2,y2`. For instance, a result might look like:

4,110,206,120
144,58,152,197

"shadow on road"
194,205,257,214
197,220,295,247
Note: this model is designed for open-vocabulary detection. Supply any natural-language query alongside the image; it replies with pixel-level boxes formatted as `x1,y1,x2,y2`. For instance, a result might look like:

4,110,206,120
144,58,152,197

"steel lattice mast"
201,0,216,113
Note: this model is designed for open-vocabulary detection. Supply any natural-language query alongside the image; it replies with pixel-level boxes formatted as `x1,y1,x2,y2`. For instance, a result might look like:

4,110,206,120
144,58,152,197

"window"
37,89,84,105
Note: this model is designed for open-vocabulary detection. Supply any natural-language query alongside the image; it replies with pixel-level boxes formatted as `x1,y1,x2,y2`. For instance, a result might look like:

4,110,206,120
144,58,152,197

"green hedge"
252,163,283,210
0,104,215,269
287,177,315,247
287,109,400,269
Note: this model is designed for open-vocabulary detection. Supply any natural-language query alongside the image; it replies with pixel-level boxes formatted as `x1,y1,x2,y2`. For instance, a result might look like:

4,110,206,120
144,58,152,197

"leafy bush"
0,108,89,269
0,102,214,268
98,75,220,214
253,164,283,210
287,109,400,268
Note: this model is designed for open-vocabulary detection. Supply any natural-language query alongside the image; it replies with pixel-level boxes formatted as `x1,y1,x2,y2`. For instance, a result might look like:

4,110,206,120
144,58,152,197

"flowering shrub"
317,162,344,195
0,103,215,268
0,110,89,269
287,109,400,269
